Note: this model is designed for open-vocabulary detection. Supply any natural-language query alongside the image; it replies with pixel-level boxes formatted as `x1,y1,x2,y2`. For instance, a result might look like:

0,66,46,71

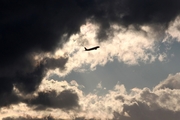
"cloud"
0,92,22,107
88,0,180,41
2,115,56,120
1,73,180,119
1,0,180,112
26,89,79,110
1,0,87,105
114,102,180,120
96,81,102,89
49,22,172,77
47,14,180,78
154,73,180,90
166,16,180,42
158,53,167,62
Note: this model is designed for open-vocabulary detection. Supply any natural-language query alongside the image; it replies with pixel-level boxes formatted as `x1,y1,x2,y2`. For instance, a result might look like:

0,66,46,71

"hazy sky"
1,0,180,119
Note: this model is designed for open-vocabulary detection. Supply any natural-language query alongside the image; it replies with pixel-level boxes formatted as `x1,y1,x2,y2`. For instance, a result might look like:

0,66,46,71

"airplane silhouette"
84,46,100,51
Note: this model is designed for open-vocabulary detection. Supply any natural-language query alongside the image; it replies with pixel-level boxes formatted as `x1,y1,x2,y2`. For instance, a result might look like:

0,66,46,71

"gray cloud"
87,0,180,41
154,73,180,90
2,115,56,120
0,92,22,107
1,73,180,119
0,56,68,107
114,102,180,120
44,57,68,71
25,89,79,110
2,116,91,120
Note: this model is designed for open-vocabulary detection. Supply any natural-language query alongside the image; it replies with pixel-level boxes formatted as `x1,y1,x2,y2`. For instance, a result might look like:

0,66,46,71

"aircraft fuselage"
84,46,100,51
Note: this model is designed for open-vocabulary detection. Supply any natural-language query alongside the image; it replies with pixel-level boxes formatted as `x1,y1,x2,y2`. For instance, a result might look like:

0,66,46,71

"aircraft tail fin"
84,47,87,51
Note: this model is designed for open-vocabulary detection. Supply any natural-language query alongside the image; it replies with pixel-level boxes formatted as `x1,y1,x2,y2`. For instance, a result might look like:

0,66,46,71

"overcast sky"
1,0,180,119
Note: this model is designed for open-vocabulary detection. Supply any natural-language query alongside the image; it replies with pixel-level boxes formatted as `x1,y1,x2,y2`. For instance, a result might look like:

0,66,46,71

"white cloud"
96,81,102,89
166,16,180,42
1,73,180,119
158,52,167,62
46,21,171,77
30,16,180,78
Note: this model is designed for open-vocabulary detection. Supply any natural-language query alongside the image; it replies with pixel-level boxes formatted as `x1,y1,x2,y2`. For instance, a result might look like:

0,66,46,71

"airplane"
84,46,100,51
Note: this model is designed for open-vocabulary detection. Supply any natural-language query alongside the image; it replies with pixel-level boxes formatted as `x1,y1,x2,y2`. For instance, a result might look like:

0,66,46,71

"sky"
1,0,180,119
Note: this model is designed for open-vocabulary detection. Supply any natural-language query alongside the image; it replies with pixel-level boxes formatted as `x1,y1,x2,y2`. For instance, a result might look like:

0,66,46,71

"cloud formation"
1,0,180,115
1,0,88,105
1,73,180,119
49,17,180,77
26,89,79,110
154,73,180,90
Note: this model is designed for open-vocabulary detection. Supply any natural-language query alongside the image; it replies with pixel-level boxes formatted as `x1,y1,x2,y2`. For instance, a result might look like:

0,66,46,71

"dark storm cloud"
25,89,79,110
87,0,180,40
1,0,180,107
1,0,84,106
0,57,68,107
0,92,22,107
